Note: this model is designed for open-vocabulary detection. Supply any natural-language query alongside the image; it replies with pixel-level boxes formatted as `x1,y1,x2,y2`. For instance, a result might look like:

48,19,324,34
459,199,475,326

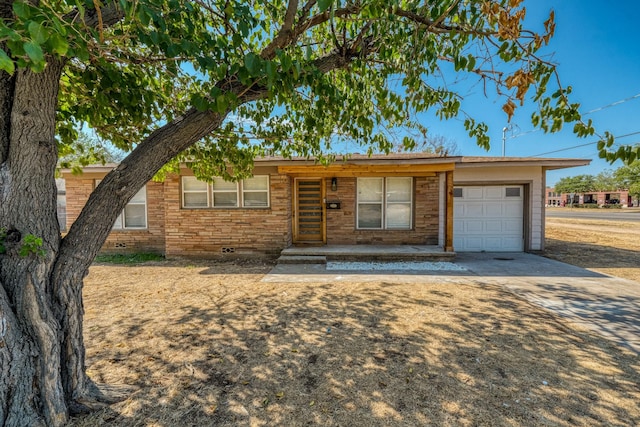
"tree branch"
63,0,124,29
261,0,299,59
394,7,494,36
56,42,366,273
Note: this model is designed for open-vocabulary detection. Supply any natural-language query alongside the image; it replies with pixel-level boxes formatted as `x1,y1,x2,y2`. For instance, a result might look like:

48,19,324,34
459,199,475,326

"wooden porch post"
445,170,454,252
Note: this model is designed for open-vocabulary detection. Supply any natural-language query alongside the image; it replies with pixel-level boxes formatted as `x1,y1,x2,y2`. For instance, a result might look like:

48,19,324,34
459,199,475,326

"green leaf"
138,6,151,26
244,52,260,75
191,94,208,111
23,41,44,64
13,1,31,19
0,50,15,74
216,95,228,113
318,0,332,13
48,33,69,56
28,21,49,44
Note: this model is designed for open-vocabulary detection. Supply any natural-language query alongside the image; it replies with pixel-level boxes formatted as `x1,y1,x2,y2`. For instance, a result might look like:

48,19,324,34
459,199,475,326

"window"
182,176,209,207
357,177,412,229
181,176,270,208
505,187,521,197
212,179,238,207
96,180,147,229
242,176,269,207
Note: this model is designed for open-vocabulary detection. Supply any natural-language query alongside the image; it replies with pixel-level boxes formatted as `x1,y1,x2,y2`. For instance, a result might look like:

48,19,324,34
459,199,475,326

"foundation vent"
221,247,235,254
115,242,127,249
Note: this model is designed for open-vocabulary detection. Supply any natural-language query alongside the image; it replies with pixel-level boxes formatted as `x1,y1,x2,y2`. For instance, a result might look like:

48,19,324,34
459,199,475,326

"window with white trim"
181,176,270,208
357,177,412,229
96,180,147,229
212,179,238,207
242,176,269,207
182,176,209,207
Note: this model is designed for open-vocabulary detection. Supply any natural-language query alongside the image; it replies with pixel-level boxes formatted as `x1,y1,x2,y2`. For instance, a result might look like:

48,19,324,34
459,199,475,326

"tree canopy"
1,1,634,426
0,0,631,176
614,161,640,200
553,174,597,195
553,162,640,195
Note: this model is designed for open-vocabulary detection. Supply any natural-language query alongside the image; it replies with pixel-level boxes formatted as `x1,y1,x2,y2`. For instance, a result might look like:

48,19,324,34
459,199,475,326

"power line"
511,92,640,140
531,131,640,157
584,92,640,115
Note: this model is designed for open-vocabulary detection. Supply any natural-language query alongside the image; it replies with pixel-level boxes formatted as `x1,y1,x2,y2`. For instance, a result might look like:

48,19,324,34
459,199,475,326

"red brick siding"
325,176,439,245
163,173,292,258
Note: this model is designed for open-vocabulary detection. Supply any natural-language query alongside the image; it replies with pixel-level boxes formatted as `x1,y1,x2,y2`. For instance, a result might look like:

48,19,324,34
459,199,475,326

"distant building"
546,189,562,206
545,187,631,207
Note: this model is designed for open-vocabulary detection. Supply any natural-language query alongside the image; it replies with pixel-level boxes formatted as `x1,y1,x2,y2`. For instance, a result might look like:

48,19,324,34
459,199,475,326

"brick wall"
65,170,441,258
163,173,292,258
64,178,93,232
101,181,166,254
64,176,166,254
325,176,440,245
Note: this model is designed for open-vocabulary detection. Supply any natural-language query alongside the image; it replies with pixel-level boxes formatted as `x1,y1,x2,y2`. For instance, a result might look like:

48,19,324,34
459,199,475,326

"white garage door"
453,185,524,252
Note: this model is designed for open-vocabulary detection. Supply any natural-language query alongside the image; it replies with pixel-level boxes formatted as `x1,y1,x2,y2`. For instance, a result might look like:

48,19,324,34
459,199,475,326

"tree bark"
0,59,67,426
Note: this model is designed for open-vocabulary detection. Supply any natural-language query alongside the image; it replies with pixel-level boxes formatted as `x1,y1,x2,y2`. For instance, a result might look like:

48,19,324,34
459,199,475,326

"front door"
294,178,325,244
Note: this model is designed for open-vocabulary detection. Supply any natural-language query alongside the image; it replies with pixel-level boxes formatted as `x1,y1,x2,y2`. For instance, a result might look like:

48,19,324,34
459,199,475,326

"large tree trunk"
0,61,67,426
0,60,231,425
0,67,225,426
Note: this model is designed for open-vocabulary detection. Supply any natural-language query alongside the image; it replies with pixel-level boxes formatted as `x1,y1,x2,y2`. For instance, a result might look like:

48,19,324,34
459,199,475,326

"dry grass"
545,217,640,282
69,258,640,426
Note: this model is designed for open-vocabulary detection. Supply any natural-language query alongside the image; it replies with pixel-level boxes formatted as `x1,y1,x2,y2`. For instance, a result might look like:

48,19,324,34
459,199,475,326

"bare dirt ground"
545,217,640,282
69,256,640,426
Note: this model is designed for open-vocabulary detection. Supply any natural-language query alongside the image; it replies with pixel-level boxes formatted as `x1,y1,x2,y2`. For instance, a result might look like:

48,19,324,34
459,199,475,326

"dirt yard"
69,254,640,426
545,216,640,282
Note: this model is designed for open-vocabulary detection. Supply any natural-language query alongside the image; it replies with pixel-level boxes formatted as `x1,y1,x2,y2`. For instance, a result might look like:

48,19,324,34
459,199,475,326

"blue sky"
410,0,640,186
102,1,639,187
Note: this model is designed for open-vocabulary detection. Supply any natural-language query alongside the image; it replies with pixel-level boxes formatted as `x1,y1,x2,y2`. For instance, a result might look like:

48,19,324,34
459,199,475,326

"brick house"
62,155,588,257
545,187,632,207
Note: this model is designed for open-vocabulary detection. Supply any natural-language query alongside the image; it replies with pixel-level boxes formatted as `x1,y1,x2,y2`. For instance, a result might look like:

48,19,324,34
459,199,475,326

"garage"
453,185,524,252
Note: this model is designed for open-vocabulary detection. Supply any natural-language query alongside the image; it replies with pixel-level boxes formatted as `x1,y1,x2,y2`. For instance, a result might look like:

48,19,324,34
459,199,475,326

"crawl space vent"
221,247,236,254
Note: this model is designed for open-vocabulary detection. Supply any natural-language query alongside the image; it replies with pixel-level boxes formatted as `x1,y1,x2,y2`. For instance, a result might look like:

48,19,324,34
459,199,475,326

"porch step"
277,255,327,265
279,245,455,262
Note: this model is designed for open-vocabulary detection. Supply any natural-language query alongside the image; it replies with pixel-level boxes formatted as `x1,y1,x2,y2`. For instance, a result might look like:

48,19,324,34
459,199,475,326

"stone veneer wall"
324,176,440,245
163,173,292,258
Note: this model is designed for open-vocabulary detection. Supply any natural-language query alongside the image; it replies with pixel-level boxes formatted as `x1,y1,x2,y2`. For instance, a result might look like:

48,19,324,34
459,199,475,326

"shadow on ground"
70,265,640,427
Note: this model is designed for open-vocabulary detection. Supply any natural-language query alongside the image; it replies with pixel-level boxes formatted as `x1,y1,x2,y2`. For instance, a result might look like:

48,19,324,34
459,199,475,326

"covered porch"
278,158,456,252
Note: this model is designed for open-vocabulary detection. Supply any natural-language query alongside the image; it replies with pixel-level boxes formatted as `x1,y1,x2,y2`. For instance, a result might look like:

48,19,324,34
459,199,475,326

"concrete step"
277,255,327,265
326,253,456,262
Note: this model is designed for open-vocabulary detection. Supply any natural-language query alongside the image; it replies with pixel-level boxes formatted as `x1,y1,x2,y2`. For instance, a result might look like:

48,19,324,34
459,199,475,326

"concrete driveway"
264,253,640,354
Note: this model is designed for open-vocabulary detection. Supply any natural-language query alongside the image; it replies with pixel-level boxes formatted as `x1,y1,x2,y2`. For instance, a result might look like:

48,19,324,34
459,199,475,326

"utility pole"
501,124,517,157
502,126,507,157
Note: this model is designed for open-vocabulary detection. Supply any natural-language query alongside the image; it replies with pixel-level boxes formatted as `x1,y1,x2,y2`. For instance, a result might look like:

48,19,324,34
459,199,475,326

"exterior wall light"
331,177,338,191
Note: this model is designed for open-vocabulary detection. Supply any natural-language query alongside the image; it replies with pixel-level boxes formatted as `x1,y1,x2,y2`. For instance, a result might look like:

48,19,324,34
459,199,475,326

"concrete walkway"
264,253,640,354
